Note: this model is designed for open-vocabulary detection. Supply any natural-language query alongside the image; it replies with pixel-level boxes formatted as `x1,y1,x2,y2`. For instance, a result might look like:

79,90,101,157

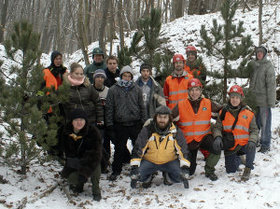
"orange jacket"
184,65,201,76
177,98,212,144
43,69,58,113
222,109,254,150
163,73,193,109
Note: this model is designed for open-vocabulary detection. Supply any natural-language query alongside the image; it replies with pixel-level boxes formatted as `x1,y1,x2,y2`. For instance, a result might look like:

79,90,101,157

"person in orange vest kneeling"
213,85,258,181
172,78,222,181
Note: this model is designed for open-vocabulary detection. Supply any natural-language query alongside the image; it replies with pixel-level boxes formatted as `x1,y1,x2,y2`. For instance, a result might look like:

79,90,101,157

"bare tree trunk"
99,0,110,54
175,0,184,19
188,0,206,15
0,0,9,42
118,0,125,50
109,0,116,55
258,0,263,46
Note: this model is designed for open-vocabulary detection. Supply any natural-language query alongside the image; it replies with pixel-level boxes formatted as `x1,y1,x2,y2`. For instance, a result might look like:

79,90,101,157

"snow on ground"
1,108,280,209
1,3,280,209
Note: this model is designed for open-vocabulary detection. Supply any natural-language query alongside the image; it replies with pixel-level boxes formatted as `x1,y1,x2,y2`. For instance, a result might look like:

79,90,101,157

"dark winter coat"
105,81,146,127
104,67,120,87
84,62,107,84
63,76,104,124
60,122,102,178
136,76,166,118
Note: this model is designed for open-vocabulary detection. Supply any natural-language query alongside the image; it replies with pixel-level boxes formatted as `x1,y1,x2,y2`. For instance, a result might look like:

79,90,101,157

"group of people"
41,45,276,201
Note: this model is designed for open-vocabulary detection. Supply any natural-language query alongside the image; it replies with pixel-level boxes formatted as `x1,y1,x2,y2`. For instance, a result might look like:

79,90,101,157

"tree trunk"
188,0,207,15
118,0,125,50
258,0,263,46
0,0,9,42
99,0,110,54
109,0,116,56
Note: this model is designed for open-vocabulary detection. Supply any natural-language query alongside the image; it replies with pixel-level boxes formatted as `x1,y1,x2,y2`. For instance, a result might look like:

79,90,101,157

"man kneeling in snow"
59,109,102,201
130,106,190,188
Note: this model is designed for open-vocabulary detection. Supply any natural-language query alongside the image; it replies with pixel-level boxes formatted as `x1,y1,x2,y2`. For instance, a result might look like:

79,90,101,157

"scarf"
68,74,85,86
117,79,133,88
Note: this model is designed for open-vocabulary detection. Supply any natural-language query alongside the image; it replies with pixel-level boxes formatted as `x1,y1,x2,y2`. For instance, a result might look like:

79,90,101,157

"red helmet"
188,78,203,89
228,85,244,97
173,54,185,63
186,45,197,53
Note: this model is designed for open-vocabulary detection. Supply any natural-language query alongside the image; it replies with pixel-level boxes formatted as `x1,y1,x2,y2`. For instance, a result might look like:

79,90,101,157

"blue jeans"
256,107,272,149
225,146,256,173
139,160,181,183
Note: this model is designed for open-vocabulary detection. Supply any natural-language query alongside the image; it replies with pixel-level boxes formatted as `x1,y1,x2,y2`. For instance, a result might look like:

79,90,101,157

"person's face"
156,114,170,130
94,75,105,87
230,95,241,107
94,54,103,63
189,87,202,101
72,118,86,131
107,59,118,73
187,53,196,62
122,72,132,81
257,51,264,60
141,69,151,80
71,67,84,81
53,55,63,67
174,61,184,75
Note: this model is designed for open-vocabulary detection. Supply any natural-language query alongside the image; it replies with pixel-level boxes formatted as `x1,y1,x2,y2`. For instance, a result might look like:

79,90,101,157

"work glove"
245,141,256,151
180,166,189,189
130,165,140,179
66,157,80,169
213,136,223,153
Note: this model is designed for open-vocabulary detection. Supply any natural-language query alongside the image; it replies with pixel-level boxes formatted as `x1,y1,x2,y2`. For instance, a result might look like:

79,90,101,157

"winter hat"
93,69,107,80
120,65,133,79
70,109,88,121
51,51,62,65
140,63,152,73
155,106,171,115
255,46,267,58
92,47,104,59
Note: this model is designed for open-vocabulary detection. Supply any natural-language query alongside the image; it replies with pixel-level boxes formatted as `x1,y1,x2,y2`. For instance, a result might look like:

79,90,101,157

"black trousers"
111,123,142,174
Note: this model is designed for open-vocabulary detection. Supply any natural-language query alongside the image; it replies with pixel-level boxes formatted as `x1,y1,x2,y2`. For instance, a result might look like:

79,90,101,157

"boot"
205,172,218,181
241,167,251,181
93,193,102,201
163,172,173,186
142,174,153,188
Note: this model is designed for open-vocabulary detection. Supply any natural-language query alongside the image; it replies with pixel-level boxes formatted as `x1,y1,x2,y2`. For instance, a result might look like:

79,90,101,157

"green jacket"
238,55,276,107
84,61,107,84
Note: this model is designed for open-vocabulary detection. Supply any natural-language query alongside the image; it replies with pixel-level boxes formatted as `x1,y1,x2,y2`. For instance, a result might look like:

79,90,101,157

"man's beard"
157,121,169,130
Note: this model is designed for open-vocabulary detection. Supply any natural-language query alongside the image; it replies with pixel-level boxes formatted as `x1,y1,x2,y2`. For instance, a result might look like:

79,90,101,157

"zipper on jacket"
76,87,85,110
165,136,170,149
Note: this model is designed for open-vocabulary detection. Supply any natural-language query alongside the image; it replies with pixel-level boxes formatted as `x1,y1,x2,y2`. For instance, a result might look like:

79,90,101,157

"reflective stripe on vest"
165,74,193,109
221,109,254,150
178,98,212,144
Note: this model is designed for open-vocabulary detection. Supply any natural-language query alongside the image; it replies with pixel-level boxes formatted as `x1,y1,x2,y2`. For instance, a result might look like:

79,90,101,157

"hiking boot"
69,184,84,193
142,174,154,188
93,193,102,201
258,147,270,153
205,173,218,181
163,172,173,186
241,167,251,181
108,172,120,181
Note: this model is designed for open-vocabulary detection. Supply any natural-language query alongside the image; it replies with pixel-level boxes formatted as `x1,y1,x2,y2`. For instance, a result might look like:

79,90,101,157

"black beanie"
51,51,62,65
70,109,88,121
155,106,171,115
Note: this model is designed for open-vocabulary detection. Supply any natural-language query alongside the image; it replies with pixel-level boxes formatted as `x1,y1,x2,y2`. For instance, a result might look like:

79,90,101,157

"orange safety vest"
43,69,58,113
222,109,254,150
178,98,212,144
164,74,193,109
184,65,201,76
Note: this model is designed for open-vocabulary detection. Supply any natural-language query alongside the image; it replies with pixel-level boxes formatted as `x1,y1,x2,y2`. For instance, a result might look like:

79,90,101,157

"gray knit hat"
120,65,133,79
93,69,107,80
255,46,267,58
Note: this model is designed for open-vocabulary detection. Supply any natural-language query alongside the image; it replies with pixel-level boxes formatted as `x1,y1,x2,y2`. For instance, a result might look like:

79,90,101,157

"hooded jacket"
63,74,104,124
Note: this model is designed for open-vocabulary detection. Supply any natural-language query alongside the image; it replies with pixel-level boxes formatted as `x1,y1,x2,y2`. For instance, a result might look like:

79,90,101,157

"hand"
213,136,223,153
66,157,80,169
245,141,256,151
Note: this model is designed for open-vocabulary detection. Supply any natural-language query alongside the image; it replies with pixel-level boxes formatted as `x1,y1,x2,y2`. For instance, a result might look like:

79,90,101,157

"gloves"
213,136,223,153
130,165,140,179
180,166,189,189
181,166,189,175
66,157,81,169
245,141,256,151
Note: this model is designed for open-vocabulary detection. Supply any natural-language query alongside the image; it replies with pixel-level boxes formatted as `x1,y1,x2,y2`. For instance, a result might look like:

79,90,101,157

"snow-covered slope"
1,4,280,209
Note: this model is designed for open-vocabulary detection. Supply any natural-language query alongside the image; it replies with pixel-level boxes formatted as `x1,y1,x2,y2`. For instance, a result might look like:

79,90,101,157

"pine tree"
0,21,62,174
117,8,173,84
200,0,253,103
